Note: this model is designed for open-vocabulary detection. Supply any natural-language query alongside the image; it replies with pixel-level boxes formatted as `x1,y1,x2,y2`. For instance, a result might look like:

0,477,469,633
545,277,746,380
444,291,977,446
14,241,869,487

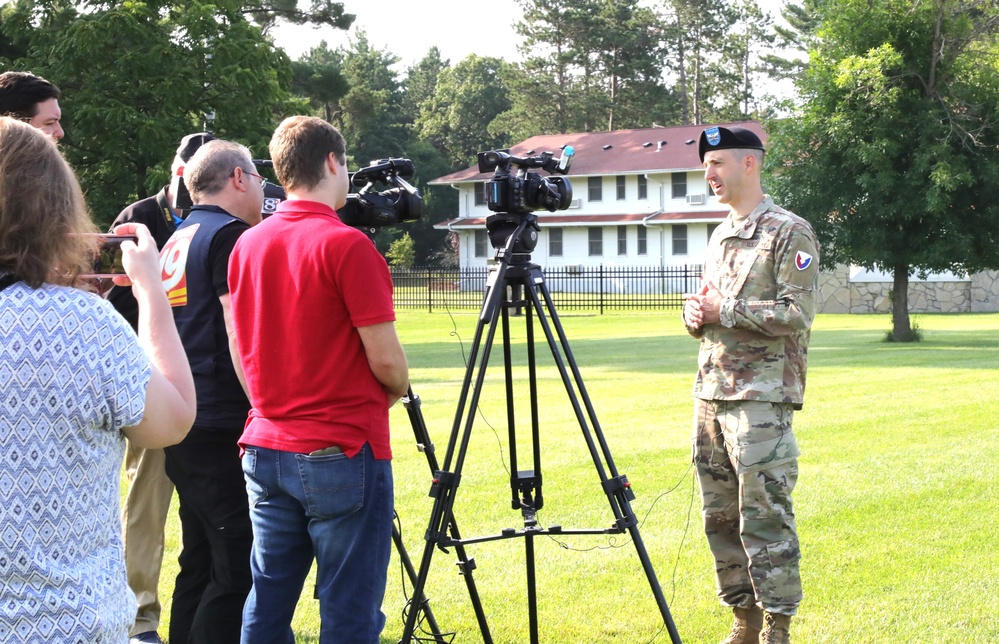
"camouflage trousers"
692,398,802,615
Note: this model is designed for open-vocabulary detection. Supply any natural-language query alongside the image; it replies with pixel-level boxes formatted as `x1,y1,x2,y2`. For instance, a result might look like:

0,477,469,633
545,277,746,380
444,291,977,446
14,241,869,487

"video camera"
477,147,574,214
240,158,423,236
339,158,422,233
477,147,574,253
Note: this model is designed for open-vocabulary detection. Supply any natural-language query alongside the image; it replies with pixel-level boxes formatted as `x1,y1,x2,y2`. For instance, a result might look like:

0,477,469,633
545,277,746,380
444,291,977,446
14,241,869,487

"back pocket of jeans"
242,448,269,507
296,452,366,518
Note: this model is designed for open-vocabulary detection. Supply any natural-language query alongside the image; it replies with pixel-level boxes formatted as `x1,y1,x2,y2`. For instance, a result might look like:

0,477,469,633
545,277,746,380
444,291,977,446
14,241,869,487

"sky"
270,0,789,69
270,0,523,67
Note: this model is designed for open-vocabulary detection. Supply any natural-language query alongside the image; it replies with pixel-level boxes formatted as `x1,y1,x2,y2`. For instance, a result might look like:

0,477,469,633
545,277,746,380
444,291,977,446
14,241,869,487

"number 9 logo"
160,226,198,294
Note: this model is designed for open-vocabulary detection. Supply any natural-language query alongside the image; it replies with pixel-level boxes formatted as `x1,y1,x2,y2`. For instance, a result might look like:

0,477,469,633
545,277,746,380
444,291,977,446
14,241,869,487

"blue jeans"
240,443,393,644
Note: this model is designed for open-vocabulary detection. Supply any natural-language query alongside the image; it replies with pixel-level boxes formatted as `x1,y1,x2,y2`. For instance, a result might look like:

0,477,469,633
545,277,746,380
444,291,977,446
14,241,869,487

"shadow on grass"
811,328,999,370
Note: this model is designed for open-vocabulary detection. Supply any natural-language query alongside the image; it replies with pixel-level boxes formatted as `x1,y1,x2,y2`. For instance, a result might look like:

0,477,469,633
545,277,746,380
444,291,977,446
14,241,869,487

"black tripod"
396,387,493,643
399,214,682,644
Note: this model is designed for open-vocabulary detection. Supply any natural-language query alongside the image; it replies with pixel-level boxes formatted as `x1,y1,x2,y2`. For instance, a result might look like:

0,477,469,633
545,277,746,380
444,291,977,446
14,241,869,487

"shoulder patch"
795,251,813,271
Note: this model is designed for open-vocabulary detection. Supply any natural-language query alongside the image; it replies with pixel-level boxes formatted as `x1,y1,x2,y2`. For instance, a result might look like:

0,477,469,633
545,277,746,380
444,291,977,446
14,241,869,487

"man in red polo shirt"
228,115,408,644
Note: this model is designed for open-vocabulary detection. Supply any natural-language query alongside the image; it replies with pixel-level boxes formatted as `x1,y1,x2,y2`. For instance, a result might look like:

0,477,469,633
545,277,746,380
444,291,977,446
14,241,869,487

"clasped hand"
683,281,723,328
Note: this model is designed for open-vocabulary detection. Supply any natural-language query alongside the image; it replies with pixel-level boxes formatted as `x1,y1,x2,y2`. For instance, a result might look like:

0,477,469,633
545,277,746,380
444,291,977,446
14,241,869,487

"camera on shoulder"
338,158,423,233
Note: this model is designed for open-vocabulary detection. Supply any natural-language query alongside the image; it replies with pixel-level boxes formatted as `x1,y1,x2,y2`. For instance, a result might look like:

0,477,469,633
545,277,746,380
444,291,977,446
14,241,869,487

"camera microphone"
556,146,574,173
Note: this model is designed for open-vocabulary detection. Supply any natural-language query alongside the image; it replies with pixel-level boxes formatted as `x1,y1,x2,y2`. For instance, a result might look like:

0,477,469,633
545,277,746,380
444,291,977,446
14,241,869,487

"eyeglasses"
243,169,266,185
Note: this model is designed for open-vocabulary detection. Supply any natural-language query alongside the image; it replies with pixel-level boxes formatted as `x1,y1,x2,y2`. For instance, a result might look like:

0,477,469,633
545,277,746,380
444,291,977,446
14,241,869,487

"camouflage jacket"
686,196,819,406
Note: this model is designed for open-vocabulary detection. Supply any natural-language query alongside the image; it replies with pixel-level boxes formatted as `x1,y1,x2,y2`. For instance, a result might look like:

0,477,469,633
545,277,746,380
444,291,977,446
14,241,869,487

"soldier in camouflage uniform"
682,125,819,644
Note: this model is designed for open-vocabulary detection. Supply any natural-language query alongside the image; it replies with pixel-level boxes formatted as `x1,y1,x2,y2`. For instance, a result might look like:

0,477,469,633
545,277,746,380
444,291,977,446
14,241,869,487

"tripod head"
486,212,540,264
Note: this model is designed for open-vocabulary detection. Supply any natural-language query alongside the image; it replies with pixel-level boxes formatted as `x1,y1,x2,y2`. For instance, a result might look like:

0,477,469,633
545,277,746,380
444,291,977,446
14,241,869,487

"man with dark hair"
158,138,264,644
108,131,214,644
228,115,409,643
108,132,215,326
0,71,63,140
683,125,819,644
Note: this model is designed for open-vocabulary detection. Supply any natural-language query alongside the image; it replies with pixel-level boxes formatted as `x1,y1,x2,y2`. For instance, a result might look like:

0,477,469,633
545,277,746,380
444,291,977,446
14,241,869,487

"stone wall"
816,267,850,313
971,270,999,313
816,264,999,314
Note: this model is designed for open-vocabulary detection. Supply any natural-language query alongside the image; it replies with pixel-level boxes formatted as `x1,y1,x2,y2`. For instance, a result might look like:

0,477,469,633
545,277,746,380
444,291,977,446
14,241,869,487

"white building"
431,121,764,269
428,121,999,313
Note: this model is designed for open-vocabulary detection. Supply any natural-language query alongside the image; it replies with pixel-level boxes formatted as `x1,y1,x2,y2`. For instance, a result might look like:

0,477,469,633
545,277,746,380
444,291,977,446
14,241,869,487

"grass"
131,311,999,643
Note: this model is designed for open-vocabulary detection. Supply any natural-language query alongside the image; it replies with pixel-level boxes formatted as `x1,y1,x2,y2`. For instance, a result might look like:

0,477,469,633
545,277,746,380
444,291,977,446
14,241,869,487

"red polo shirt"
228,199,396,459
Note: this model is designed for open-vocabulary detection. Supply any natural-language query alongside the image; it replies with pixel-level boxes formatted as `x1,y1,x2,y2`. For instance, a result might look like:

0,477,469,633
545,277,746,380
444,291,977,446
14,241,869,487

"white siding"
449,172,723,268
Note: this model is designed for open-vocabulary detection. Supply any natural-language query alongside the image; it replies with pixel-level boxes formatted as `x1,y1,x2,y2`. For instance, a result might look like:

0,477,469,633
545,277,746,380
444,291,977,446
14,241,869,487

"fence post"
600,264,605,315
425,267,431,313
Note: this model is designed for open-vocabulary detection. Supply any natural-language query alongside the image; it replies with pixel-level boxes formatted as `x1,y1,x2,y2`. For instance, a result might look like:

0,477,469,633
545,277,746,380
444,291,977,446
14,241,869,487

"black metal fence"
391,264,703,313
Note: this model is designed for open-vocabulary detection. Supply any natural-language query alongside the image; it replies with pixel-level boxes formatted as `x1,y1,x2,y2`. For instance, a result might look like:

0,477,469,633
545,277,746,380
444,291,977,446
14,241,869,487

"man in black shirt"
109,132,213,644
159,139,264,644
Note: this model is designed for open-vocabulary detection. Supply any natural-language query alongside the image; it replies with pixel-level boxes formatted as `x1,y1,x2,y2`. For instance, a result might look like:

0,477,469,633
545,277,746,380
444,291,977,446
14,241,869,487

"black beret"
698,125,765,162
176,132,216,164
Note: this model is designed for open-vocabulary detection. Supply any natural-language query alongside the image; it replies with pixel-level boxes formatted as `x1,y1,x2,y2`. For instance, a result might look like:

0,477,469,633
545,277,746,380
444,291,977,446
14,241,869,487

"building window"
637,226,647,255
588,177,603,202
616,175,626,200
706,178,713,198
617,226,627,255
474,229,488,257
707,223,719,241
672,224,688,255
638,175,648,200
549,227,563,257
588,227,603,256
474,182,486,206
671,173,687,199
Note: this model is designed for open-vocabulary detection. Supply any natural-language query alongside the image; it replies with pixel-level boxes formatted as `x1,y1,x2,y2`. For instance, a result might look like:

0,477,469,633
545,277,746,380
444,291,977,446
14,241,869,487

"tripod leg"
526,531,539,644
403,391,492,642
520,269,684,644
400,263,510,644
392,518,447,644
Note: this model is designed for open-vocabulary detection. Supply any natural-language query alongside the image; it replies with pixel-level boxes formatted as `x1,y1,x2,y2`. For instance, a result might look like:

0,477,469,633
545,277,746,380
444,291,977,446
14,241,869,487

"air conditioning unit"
686,194,705,205
569,198,582,209
566,264,583,274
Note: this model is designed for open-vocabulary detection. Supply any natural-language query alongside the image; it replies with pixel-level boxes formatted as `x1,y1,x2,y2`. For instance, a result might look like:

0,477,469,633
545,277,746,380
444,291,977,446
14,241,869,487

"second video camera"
339,158,422,230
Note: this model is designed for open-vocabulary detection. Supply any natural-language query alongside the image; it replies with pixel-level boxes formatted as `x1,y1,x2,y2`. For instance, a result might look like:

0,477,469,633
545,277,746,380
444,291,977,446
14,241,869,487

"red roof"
434,210,729,229
431,121,766,183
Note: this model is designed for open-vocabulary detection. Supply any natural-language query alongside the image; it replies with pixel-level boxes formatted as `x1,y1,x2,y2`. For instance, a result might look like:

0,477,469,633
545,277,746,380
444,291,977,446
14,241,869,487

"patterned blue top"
0,282,151,643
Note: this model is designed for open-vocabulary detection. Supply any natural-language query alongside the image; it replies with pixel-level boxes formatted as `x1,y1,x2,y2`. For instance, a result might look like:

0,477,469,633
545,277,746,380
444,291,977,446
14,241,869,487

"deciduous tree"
329,31,407,165
767,0,999,340
0,0,351,225
414,54,512,168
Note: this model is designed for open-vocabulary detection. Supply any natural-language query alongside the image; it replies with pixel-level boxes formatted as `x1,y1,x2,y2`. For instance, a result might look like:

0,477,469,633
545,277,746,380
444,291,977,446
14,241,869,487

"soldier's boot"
759,612,792,644
718,605,764,644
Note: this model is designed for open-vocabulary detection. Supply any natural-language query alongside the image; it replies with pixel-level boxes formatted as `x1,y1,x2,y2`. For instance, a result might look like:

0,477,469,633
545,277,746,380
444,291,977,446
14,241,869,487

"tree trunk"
891,263,913,341
677,37,689,125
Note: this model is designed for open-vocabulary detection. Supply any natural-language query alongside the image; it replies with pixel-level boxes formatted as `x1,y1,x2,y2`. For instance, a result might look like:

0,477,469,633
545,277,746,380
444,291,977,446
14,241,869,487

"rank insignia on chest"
795,251,813,270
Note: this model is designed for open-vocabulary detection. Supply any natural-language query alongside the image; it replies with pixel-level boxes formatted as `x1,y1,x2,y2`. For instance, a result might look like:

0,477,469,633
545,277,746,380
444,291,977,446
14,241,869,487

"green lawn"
137,311,999,643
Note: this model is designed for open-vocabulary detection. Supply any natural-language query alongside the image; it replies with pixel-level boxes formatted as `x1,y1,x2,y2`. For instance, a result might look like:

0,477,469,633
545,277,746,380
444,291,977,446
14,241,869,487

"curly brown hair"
0,117,97,288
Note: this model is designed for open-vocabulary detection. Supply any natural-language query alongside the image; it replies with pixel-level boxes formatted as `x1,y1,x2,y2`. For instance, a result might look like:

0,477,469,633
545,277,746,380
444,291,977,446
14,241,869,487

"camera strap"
155,188,176,227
